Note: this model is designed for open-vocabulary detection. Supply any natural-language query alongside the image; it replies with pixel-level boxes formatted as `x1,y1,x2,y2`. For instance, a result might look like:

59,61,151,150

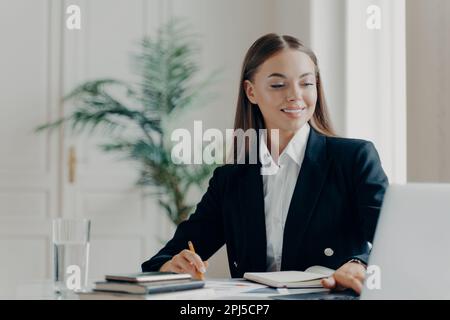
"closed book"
94,279,204,294
244,266,335,288
104,272,191,283
78,288,215,300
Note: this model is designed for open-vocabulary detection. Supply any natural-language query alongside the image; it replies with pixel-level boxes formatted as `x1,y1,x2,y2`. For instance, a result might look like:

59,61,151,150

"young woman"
142,34,388,294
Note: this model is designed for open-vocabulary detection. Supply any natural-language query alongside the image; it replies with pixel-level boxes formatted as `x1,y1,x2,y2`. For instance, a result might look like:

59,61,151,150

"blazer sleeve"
347,141,389,265
141,166,226,272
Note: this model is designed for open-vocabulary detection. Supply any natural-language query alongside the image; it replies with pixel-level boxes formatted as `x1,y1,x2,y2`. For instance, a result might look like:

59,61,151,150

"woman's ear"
243,80,257,104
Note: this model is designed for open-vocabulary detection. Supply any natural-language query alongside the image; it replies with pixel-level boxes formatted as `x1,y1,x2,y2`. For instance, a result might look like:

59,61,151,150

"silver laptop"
361,183,450,300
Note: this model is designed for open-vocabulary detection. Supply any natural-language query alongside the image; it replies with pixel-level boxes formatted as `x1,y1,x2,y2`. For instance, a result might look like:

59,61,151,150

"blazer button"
324,248,334,257
234,261,238,268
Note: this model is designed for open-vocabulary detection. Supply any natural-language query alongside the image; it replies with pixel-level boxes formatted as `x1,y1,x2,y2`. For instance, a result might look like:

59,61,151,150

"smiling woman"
234,34,335,161
142,33,389,296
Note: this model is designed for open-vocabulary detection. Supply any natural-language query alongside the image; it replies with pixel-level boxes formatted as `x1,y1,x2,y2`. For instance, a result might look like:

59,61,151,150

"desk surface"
12,279,358,300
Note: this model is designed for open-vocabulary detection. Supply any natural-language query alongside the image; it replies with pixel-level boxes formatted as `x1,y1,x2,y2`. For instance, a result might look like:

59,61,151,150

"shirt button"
324,248,334,257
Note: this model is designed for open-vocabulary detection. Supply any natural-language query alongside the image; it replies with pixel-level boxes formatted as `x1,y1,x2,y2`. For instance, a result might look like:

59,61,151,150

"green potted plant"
37,19,220,225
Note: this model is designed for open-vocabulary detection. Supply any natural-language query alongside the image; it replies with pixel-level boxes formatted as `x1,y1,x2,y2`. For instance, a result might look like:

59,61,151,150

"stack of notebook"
77,272,213,300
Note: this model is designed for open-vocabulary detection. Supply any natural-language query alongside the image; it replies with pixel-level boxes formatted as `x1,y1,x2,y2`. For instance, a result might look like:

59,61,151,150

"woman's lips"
280,106,307,119
281,106,307,115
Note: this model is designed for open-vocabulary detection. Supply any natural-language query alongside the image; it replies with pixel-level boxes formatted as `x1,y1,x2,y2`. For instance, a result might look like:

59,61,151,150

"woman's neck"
266,128,296,162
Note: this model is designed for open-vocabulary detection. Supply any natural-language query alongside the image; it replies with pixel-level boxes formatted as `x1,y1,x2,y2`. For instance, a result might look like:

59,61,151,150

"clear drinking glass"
52,218,91,296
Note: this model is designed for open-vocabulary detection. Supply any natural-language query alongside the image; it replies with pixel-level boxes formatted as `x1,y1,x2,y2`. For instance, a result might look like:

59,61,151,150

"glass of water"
52,218,91,296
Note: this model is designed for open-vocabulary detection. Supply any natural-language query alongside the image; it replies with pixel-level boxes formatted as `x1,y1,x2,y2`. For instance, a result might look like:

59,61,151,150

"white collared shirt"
259,123,310,271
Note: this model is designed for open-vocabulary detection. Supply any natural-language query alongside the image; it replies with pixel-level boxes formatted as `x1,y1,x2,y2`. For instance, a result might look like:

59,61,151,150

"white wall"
406,0,450,182
311,0,347,134
310,0,407,184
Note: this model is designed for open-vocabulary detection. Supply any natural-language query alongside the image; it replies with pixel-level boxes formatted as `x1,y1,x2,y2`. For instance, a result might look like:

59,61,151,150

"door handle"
68,146,77,184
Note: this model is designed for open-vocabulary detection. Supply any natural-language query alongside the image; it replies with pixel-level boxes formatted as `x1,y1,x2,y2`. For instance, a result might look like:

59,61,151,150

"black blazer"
142,127,388,277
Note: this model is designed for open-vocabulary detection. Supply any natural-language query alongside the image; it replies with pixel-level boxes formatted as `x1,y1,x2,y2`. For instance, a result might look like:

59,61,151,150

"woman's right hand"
159,249,209,280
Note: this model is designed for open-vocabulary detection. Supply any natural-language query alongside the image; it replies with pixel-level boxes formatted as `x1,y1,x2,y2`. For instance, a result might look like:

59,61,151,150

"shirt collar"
259,122,310,167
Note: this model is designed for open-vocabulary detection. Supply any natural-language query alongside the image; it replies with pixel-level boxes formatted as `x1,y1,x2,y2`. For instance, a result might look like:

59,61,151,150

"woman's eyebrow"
267,72,314,79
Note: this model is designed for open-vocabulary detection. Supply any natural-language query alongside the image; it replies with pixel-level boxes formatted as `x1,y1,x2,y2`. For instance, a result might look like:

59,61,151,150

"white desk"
12,279,355,300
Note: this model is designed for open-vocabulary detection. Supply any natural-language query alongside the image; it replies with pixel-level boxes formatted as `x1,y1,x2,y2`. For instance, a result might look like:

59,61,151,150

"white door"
60,0,170,281
0,0,61,297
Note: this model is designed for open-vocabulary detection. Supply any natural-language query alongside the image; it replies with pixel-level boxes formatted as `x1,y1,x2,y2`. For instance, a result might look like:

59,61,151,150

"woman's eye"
270,84,285,88
302,83,315,87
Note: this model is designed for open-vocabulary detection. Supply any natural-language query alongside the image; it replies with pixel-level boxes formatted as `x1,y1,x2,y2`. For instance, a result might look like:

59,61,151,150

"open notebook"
244,266,335,288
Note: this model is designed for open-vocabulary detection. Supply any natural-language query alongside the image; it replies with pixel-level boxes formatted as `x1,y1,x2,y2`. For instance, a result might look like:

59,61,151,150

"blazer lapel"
281,128,332,270
237,164,267,272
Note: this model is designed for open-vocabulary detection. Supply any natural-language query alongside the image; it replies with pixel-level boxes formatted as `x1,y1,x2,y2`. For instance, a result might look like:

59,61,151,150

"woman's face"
244,49,317,135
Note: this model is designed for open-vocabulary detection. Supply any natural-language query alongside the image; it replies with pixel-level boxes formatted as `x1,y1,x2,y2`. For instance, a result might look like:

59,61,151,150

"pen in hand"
188,241,205,280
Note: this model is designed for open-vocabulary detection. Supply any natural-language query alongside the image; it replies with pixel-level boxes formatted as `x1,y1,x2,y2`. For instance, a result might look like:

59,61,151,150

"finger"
353,270,366,282
321,276,336,289
187,250,207,273
173,255,198,275
334,272,363,295
176,258,204,280
353,267,366,282
165,258,184,274
170,262,185,274
191,271,204,280
345,263,366,282
182,249,207,273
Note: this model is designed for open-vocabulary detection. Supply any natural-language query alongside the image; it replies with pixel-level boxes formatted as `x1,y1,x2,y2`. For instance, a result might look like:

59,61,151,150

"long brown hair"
230,33,335,163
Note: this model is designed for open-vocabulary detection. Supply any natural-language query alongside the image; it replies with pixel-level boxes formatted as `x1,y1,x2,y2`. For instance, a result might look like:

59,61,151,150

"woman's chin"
280,120,308,133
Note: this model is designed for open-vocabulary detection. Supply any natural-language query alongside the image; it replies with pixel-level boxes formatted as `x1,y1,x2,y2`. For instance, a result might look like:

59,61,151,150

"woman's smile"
280,105,308,118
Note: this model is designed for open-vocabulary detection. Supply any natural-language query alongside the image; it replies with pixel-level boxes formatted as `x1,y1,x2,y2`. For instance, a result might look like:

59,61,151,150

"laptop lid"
361,183,450,300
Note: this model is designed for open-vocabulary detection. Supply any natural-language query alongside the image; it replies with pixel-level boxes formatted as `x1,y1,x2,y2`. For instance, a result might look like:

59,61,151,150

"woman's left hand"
321,261,366,295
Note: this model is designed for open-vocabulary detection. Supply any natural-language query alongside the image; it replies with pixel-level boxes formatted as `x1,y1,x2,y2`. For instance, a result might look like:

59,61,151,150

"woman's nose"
286,85,303,102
